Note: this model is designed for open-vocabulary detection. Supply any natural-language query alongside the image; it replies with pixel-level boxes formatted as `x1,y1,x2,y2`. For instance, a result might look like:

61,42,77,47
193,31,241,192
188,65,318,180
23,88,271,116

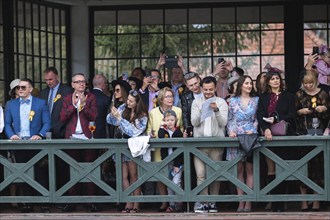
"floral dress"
226,96,259,160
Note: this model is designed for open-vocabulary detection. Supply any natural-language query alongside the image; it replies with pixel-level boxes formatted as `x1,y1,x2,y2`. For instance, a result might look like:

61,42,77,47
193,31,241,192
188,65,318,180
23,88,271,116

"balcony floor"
1,203,329,220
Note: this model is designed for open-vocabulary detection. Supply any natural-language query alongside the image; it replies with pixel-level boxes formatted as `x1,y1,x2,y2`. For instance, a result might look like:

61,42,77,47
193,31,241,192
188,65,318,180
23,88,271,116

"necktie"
20,99,31,105
48,88,54,113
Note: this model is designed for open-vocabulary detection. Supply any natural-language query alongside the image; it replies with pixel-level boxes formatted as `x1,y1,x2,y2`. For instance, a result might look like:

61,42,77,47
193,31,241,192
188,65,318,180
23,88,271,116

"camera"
165,55,178,68
312,46,319,55
145,69,151,77
218,57,226,64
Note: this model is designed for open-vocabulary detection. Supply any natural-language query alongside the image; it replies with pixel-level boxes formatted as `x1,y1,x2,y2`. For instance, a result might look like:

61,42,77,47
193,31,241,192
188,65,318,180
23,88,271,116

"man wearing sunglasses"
4,78,51,213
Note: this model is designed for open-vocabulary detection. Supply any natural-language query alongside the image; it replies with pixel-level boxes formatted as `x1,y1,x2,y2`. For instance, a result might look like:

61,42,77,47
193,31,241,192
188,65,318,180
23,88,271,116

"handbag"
270,120,288,136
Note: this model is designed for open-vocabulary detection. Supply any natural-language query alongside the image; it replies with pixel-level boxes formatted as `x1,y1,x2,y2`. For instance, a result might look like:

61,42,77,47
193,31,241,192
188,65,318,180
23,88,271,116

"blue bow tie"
20,99,31,105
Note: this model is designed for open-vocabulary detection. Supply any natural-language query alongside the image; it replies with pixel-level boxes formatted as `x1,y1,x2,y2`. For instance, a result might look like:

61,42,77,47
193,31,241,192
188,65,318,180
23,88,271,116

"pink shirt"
315,59,330,85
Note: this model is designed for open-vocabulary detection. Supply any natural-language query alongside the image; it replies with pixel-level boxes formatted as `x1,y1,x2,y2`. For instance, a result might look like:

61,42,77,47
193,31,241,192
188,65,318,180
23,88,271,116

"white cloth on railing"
128,135,151,162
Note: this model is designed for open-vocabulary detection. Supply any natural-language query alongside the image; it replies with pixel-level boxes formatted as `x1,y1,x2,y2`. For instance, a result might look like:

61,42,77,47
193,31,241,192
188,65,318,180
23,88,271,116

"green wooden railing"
0,136,329,204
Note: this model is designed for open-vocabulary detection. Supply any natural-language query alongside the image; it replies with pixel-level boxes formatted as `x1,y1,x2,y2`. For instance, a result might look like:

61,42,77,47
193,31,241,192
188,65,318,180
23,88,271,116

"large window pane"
118,34,140,58
189,33,211,56
237,7,260,30
95,35,116,59
141,34,163,57
261,6,284,24
261,30,284,54
141,10,163,33
165,9,187,32
189,8,211,32
94,11,116,34
165,33,187,56
213,8,235,31
118,10,139,33
237,31,260,55
213,32,236,56
304,30,327,54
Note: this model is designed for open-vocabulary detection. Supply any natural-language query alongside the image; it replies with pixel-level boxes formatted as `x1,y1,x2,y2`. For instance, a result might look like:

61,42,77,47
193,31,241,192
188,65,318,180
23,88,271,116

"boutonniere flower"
153,97,158,108
164,134,169,138
29,110,35,121
178,87,184,95
53,94,62,103
311,97,317,108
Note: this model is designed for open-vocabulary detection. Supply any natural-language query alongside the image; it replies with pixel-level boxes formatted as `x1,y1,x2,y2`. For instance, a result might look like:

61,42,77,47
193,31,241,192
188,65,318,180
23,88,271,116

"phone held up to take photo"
312,46,319,55
218,57,226,64
165,55,179,68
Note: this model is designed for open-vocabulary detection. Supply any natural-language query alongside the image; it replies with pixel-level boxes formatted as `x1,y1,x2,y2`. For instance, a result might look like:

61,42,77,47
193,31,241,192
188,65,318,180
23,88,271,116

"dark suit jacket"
60,92,97,139
91,88,110,138
181,90,195,130
257,90,296,135
40,83,73,138
4,96,51,138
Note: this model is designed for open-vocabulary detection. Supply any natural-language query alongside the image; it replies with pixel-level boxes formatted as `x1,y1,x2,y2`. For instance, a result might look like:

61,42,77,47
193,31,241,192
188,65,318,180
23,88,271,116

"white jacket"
191,96,228,137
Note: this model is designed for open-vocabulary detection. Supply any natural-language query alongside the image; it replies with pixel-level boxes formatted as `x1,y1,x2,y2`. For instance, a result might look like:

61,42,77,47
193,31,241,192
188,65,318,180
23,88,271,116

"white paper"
71,133,89,140
201,97,216,122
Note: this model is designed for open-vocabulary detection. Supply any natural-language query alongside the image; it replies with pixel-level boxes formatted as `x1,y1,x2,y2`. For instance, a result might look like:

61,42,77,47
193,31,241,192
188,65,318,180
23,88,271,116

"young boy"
158,109,187,212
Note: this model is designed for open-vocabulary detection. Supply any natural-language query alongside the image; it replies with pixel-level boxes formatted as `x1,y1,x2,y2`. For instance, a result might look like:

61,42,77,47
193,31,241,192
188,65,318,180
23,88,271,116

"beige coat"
191,95,228,137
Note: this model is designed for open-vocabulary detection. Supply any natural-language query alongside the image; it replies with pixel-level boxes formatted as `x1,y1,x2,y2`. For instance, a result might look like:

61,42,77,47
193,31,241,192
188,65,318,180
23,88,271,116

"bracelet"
213,107,219,112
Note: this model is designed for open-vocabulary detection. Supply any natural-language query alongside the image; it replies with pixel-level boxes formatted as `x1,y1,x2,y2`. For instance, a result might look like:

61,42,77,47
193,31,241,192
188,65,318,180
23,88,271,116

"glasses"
165,95,174,99
129,90,138,97
16,86,27,90
150,75,160,79
73,80,86,84
184,72,198,80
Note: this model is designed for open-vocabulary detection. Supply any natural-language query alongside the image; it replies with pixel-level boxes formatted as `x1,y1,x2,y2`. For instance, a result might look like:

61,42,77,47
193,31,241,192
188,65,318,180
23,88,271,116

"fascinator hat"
264,63,283,76
319,44,329,55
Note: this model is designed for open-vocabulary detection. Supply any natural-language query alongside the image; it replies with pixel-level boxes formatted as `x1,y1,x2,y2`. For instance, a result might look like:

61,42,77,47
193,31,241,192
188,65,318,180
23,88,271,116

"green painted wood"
0,136,329,203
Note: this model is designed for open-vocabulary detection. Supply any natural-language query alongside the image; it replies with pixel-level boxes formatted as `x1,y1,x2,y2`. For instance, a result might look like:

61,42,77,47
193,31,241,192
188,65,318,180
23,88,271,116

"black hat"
111,79,131,94
128,76,143,90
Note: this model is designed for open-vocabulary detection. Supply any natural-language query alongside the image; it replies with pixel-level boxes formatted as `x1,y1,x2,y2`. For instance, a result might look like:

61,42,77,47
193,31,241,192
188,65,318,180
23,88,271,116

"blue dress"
226,96,259,160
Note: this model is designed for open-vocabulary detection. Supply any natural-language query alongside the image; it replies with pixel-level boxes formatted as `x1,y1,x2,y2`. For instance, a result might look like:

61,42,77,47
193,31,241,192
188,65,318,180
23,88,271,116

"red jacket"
60,92,97,139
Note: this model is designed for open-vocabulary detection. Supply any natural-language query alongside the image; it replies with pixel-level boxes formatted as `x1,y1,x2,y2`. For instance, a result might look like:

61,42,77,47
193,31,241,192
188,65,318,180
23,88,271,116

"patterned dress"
295,89,330,134
226,96,259,160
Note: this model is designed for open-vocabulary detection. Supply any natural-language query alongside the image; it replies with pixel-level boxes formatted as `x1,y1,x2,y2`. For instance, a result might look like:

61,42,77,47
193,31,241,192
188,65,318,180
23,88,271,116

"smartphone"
185,126,193,137
218,57,226,64
145,69,151,77
165,55,178,68
312,46,319,55
122,72,128,81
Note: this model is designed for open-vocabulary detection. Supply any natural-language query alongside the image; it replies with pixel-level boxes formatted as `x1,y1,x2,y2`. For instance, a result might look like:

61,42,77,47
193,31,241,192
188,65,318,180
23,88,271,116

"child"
314,45,330,86
158,109,187,212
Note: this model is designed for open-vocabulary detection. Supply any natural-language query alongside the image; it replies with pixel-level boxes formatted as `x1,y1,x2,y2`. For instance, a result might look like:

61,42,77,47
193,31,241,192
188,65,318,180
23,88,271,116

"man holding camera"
156,53,187,107
212,58,234,99
139,68,161,112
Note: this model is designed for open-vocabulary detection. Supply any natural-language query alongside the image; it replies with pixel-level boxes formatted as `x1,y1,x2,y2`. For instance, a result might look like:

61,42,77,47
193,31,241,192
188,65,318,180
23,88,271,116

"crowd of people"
1,46,330,214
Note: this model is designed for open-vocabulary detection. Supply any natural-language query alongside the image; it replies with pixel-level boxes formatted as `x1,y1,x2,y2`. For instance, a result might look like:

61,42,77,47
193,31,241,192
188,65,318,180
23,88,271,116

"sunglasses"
184,72,198,80
150,75,160,79
16,86,27,90
129,90,138,97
